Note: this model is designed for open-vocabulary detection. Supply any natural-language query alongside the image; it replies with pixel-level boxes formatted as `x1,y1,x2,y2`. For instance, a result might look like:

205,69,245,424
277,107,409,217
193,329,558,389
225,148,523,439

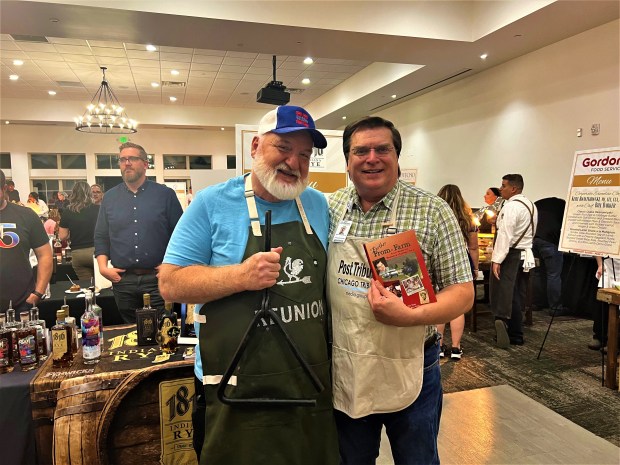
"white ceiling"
0,0,618,129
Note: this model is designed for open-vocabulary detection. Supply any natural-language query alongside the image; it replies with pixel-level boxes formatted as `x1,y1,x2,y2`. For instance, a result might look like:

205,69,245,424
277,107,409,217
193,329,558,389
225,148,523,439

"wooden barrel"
97,361,196,465
52,371,129,465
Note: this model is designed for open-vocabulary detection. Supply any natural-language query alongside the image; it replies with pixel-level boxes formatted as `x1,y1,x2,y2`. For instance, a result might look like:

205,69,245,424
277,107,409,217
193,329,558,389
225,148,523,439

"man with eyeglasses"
94,142,183,323
327,116,474,465
90,184,104,205
158,106,339,465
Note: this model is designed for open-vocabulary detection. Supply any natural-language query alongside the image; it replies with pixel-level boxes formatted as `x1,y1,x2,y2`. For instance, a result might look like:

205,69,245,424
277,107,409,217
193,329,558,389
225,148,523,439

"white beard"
253,154,308,200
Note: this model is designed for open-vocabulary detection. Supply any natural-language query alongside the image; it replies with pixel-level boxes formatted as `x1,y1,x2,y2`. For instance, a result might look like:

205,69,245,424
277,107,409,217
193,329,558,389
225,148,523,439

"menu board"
559,147,620,258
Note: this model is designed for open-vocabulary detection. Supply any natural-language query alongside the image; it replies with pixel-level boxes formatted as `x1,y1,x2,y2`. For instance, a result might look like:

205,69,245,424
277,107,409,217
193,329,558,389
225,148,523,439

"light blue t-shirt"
163,175,329,380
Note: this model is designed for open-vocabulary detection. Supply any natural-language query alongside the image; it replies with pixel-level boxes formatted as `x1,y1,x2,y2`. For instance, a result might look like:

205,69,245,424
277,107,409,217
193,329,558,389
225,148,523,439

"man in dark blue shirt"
94,142,183,323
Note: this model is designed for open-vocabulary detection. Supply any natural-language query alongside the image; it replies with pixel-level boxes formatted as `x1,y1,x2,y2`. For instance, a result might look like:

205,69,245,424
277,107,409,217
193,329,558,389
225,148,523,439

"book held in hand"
363,230,436,308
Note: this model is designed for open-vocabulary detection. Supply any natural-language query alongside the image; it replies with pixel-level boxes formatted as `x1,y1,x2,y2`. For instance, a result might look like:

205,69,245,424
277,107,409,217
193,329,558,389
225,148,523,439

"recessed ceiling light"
9,75,19,81
391,94,397,99
169,96,177,102
4,121,9,125
13,60,24,66
146,44,157,52
151,82,160,88
171,69,180,76
49,18,59,23
302,78,311,85
48,90,56,96
480,53,488,60
342,116,347,120
303,57,313,65
220,127,225,131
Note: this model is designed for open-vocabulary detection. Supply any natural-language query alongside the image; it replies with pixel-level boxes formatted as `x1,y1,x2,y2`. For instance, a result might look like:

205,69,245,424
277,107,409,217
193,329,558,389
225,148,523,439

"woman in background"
58,182,100,280
437,184,479,360
27,192,49,220
478,187,502,234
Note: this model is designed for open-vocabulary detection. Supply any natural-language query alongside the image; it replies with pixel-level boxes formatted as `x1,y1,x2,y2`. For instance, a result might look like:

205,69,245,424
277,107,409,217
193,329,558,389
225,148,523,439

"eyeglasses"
118,156,145,164
350,145,395,157
270,143,312,161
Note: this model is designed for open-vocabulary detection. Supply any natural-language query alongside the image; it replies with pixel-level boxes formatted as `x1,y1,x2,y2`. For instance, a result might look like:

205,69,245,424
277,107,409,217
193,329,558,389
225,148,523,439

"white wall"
381,19,619,207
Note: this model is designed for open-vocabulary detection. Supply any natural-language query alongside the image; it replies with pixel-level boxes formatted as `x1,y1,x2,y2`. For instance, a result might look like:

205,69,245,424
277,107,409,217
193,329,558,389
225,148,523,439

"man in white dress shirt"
490,174,538,348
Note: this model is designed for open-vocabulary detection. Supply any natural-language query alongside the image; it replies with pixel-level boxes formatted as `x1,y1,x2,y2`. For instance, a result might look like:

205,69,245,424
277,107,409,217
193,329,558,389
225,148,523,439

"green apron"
198,183,339,465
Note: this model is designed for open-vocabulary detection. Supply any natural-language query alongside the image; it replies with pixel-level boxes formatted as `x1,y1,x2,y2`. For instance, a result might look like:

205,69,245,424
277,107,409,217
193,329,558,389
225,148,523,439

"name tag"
332,220,352,243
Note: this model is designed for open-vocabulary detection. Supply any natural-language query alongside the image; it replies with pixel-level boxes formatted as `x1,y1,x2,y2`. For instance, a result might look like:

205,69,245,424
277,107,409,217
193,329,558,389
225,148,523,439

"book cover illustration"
363,230,437,308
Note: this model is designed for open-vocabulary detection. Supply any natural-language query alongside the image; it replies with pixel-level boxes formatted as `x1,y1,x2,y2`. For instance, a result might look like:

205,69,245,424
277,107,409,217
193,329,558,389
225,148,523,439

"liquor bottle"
158,302,179,354
5,303,20,365
53,235,63,264
88,283,103,343
29,305,48,362
16,311,38,371
81,290,101,365
64,242,72,263
136,293,158,346
61,298,78,355
51,310,73,368
0,313,15,374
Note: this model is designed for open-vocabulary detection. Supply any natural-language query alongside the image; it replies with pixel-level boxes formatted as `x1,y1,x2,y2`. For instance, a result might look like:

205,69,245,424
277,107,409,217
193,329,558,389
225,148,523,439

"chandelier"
74,67,137,134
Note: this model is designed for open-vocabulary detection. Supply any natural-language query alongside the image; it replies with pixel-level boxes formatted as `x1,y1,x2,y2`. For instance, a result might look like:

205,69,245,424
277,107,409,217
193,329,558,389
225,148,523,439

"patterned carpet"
439,305,620,447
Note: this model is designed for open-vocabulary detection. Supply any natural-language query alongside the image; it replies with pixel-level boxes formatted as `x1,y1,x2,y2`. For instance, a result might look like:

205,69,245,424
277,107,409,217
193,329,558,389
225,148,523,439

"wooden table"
596,288,620,390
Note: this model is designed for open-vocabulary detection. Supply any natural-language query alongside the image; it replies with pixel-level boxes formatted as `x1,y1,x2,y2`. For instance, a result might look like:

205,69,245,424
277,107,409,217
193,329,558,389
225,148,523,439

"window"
60,154,86,169
163,155,187,170
96,154,117,169
227,155,236,169
189,156,212,170
0,153,10,169
31,154,58,169
31,179,85,204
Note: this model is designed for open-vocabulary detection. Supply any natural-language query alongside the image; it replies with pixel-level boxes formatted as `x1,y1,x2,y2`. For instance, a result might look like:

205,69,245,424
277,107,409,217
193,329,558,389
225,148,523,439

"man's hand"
367,279,414,327
26,292,41,306
492,262,501,280
241,247,283,291
100,266,126,283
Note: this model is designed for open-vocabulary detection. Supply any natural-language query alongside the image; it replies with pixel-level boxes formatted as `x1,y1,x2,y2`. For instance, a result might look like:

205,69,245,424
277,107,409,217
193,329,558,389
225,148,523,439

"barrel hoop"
55,401,107,417
56,378,124,400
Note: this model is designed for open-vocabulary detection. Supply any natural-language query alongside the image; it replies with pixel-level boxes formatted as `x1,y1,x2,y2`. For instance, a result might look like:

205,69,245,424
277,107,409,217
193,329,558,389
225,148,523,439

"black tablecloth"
38,280,122,329
0,367,38,465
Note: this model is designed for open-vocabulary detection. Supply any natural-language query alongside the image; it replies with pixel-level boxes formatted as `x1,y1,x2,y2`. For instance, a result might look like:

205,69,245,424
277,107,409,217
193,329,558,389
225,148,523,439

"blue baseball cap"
258,105,327,149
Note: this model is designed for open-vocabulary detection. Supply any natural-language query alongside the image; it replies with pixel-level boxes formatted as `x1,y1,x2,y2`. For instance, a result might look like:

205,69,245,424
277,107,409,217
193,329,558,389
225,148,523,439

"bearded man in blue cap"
159,105,339,465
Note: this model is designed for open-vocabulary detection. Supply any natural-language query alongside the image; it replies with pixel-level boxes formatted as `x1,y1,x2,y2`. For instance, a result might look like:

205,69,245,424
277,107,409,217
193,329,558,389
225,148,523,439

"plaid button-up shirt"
329,180,473,339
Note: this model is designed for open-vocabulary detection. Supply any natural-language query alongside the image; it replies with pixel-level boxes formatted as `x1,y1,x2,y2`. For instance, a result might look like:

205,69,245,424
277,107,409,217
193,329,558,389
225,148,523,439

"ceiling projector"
256,55,290,105
257,80,290,105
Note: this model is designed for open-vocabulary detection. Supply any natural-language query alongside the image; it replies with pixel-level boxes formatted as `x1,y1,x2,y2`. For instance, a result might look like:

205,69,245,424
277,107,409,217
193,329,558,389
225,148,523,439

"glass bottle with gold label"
158,302,179,354
61,298,78,355
51,310,73,368
136,293,158,346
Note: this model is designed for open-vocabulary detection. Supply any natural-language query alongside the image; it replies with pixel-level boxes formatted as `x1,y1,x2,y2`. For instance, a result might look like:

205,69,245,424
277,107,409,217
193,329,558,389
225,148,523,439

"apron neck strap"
244,174,313,237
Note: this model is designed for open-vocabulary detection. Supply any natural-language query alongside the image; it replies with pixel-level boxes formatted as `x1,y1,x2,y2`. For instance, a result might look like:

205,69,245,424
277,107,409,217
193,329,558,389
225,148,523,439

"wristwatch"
32,290,44,299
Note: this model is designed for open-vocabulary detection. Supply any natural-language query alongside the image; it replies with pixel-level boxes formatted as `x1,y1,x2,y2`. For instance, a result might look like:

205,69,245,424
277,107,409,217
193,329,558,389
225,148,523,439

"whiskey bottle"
5,303,20,365
51,310,73,368
158,302,179,354
136,293,158,346
61,298,78,355
29,305,48,362
64,242,72,263
17,311,38,371
53,235,63,264
0,313,15,374
81,290,101,365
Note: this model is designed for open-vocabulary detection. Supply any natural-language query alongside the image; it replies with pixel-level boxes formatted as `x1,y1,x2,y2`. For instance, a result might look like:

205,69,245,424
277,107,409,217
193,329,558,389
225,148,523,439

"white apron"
327,189,425,418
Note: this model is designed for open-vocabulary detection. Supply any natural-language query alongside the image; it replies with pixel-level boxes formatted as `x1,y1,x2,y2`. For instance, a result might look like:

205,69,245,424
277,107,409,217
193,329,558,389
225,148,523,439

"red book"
363,230,437,308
